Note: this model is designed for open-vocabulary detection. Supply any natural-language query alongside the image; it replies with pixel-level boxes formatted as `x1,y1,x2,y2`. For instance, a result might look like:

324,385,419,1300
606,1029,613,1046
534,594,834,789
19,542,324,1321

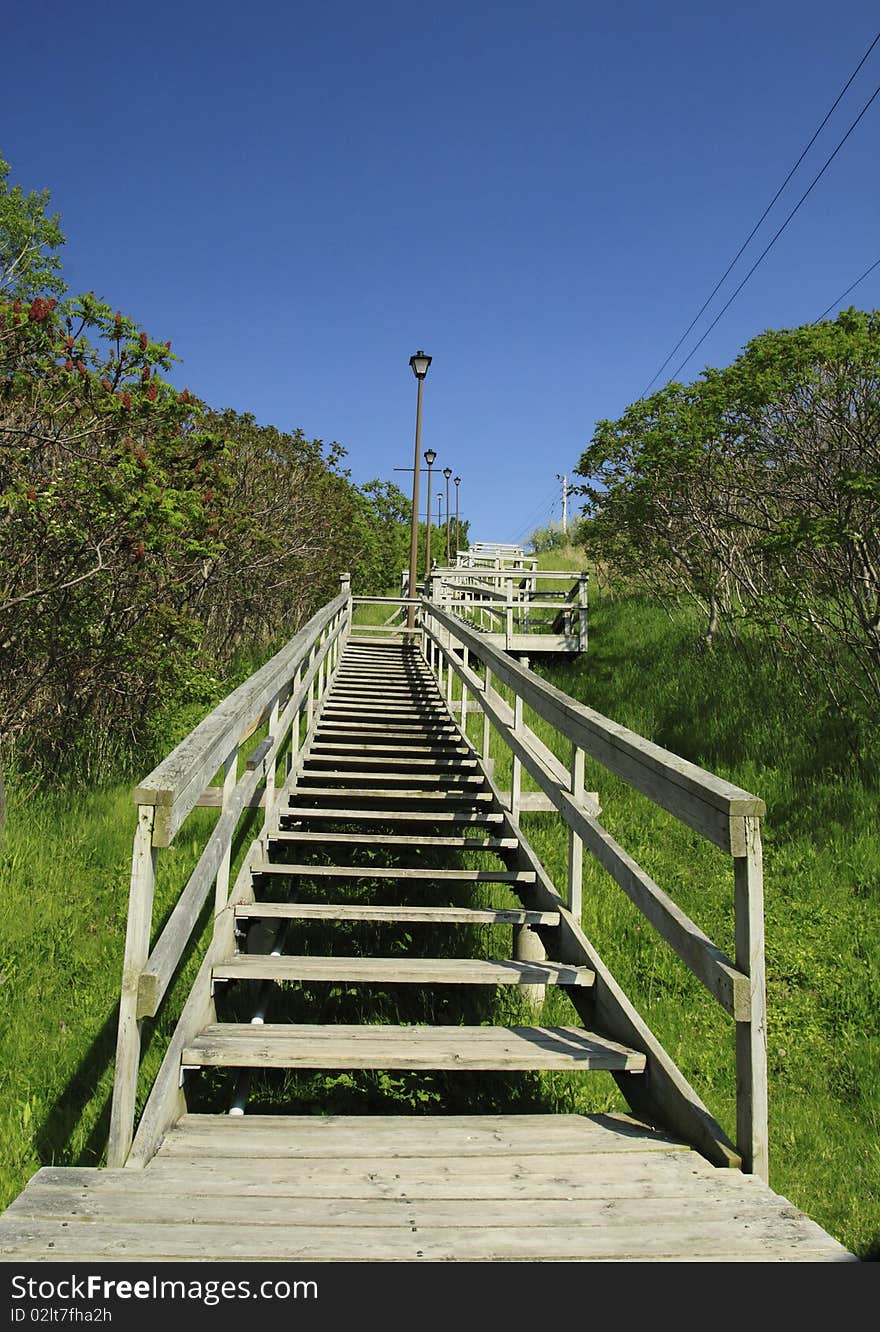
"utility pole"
557,473,569,534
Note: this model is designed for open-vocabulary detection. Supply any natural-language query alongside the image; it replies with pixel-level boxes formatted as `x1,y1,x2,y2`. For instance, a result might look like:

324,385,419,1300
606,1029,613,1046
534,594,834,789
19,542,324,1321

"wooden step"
279,808,504,825
310,741,469,755
312,729,455,740
288,787,493,803
256,864,534,883
182,1024,644,1071
213,956,591,986
297,770,484,786
235,903,560,925
268,830,517,849
304,754,478,768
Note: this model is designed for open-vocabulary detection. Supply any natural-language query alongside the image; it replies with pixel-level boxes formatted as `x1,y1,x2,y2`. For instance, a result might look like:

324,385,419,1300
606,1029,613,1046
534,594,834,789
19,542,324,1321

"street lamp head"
424,448,437,466
454,476,461,487
409,349,432,379
443,467,452,480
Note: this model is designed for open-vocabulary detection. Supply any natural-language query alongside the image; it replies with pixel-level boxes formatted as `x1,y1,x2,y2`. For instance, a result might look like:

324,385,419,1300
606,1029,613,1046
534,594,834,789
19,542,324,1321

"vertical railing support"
108,804,158,1167
568,745,585,919
482,667,493,767
577,573,588,651
734,815,768,1180
511,689,523,822
214,745,238,913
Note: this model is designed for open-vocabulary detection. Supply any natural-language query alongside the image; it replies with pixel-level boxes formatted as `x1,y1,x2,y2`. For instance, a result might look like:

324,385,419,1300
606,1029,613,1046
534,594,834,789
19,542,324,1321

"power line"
814,256,880,321
507,483,560,545
641,28,880,398
669,75,880,382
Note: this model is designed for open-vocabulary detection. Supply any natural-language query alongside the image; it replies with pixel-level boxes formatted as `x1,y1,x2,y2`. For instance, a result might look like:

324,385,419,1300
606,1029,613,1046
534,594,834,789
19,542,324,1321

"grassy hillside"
503,558,878,1257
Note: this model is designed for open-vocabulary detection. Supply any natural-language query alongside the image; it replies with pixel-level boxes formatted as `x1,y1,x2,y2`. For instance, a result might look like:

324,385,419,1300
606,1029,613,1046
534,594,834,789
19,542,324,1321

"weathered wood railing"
432,566,588,653
420,599,768,1178
107,578,352,1166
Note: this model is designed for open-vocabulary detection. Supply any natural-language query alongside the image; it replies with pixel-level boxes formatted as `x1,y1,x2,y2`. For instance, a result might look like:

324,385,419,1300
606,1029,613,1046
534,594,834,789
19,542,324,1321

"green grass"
457,580,879,1259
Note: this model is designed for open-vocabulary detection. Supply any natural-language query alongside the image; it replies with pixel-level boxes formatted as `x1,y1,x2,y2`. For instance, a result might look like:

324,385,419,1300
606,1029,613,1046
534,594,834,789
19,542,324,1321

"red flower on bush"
146,383,157,402
120,392,132,411
28,297,56,322
64,358,73,372
76,360,87,376
101,378,112,392
133,541,145,561
139,331,148,350
141,365,151,381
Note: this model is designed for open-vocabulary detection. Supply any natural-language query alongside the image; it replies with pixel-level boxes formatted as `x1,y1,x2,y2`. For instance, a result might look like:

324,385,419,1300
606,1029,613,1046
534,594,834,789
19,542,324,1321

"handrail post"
510,663,526,821
262,691,281,833
505,576,513,649
214,745,238,912
734,815,769,1179
482,667,493,766
108,804,157,1167
568,745,585,919
578,573,588,651
460,645,470,741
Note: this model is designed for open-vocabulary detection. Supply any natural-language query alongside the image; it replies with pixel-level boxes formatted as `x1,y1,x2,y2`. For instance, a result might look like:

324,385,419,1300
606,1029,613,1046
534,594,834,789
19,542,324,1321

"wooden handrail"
420,598,768,1178
134,589,349,847
108,578,353,1167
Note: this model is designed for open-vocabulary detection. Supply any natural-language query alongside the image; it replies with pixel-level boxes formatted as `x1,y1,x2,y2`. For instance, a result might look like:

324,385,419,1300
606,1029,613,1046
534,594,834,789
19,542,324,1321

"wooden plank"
212,955,594,986
0,1218,853,1262
255,864,532,882
160,1111,693,1155
735,814,769,1178
6,1190,830,1233
425,607,765,853
269,829,516,848
279,807,503,824
235,903,559,925
311,741,467,754
288,787,493,802
297,769,484,785
181,1023,641,1070
305,754,478,768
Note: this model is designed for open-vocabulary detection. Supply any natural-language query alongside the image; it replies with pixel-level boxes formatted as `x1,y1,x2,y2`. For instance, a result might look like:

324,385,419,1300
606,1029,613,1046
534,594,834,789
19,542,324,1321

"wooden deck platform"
0,1113,855,1263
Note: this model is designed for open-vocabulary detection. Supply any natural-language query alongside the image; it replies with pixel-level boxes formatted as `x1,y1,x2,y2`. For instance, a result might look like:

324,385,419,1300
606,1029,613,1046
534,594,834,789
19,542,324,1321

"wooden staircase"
180,640,646,1101
0,593,857,1262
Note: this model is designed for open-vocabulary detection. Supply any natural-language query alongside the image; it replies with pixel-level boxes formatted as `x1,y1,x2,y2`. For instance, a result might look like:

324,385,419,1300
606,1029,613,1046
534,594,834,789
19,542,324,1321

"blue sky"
4,0,879,545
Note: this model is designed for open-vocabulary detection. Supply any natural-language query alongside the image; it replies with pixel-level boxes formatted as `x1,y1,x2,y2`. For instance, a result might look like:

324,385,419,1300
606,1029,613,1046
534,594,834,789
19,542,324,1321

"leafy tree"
574,308,880,724
0,152,65,300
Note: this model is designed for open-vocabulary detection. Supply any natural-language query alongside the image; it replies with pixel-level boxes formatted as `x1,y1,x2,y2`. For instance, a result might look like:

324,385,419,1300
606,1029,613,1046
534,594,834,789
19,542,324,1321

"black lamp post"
406,351,431,630
454,475,461,559
424,448,437,577
443,467,452,564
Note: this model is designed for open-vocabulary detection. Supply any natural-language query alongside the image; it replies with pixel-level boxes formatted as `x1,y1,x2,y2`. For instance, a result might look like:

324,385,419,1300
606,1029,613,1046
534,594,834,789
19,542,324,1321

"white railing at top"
107,576,353,1167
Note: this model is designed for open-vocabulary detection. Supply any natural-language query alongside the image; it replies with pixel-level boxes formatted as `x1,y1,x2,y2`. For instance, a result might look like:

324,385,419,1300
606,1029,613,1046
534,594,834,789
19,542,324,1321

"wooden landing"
0,1113,855,1262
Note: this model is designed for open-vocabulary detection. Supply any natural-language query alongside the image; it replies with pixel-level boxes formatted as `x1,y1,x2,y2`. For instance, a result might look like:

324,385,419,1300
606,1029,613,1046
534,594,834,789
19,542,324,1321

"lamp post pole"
406,351,431,631
424,448,437,581
454,475,461,560
443,467,452,565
